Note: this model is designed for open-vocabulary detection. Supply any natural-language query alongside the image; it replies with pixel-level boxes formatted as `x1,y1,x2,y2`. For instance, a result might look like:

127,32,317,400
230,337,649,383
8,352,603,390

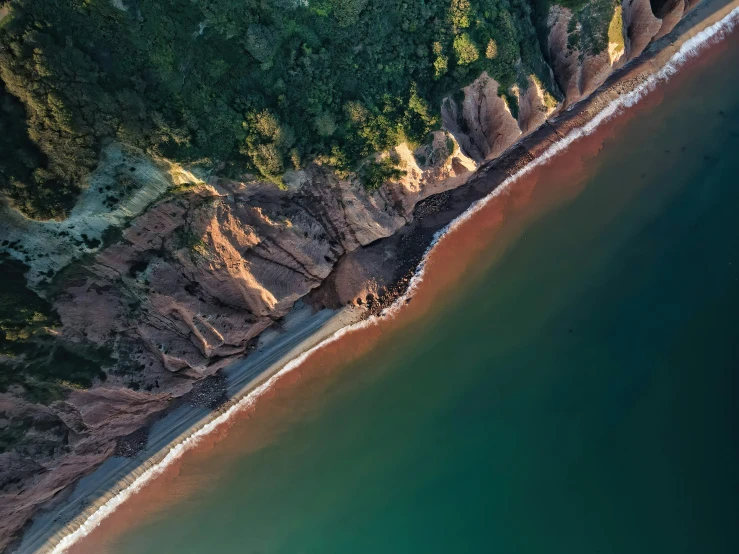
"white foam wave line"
47,9,738,554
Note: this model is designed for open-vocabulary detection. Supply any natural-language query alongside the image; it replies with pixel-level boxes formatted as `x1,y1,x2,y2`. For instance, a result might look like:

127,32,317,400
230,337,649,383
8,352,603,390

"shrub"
361,157,406,191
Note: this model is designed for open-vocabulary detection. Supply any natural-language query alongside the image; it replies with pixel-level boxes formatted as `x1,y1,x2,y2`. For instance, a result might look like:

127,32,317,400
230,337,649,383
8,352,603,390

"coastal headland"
4,0,739,551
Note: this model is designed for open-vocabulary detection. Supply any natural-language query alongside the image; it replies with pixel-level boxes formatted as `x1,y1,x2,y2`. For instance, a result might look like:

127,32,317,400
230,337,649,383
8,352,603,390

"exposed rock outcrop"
516,76,558,134
57,171,396,387
547,4,627,107
654,0,687,38
389,131,478,215
442,72,522,163
54,141,484,382
0,387,168,553
548,6,583,104
624,0,664,60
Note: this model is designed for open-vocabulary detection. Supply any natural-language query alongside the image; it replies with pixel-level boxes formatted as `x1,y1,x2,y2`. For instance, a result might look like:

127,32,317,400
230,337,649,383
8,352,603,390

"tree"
434,55,449,79
449,0,472,31
486,39,498,59
314,111,337,137
453,33,479,65
246,24,277,67
330,0,368,27
253,143,284,178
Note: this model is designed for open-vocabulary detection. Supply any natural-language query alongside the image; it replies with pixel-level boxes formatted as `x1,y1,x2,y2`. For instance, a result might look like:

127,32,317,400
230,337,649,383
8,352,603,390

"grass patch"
608,5,625,52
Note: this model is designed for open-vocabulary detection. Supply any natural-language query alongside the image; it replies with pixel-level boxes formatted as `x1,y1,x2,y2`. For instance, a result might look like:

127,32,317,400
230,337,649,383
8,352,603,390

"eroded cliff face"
389,131,478,215
58,145,481,384
29,148,481,398
624,0,706,58
442,72,523,163
652,0,703,39
545,0,701,108
654,0,687,38
547,3,626,107
624,0,665,59
516,76,559,135
0,387,170,552
57,171,401,386
0,0,704,548
440,70,564,165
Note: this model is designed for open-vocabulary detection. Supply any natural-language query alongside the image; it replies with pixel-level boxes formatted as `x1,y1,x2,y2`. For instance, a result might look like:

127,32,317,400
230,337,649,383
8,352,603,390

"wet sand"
66,28,739,553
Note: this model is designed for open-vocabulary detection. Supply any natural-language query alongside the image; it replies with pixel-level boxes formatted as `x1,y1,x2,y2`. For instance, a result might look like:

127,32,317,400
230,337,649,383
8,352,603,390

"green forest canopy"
0,0,555,218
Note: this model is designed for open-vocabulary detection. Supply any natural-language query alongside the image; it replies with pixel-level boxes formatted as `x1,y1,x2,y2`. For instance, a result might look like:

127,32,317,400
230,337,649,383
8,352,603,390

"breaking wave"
46,8,739,554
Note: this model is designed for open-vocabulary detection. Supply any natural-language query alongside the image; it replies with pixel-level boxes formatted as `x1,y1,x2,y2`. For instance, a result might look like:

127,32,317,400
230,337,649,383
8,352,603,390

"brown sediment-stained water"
67,29,738,554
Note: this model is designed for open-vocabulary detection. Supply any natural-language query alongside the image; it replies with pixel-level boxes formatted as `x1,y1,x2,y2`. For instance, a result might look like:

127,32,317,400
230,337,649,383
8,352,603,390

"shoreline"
13,1,739,552
346,0,739,306
65,106,635,553
67,28,738,548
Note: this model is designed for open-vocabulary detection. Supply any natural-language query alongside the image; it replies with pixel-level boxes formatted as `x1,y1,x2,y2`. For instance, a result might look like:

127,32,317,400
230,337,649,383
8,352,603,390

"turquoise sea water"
104,39,739,554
